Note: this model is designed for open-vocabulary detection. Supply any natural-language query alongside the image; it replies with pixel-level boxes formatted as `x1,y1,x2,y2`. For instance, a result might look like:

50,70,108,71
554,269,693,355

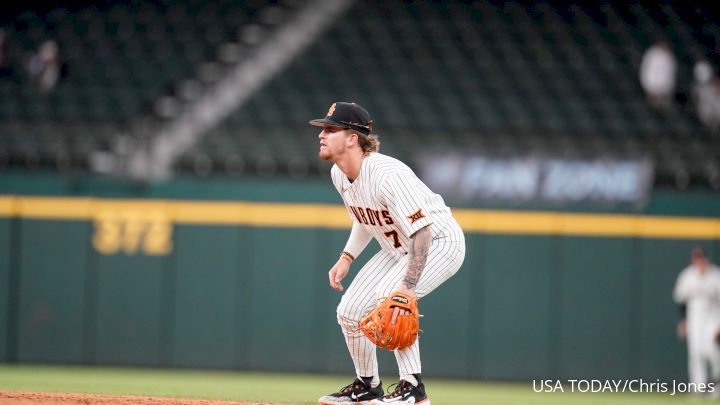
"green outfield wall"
0,217,11,362
1,172,719,381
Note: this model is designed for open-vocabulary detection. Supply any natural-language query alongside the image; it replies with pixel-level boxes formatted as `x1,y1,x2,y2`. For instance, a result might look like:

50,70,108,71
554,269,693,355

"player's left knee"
336,311,364,336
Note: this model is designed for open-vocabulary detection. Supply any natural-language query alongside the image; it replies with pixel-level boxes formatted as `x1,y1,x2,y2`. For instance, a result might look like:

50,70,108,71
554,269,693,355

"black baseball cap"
309,102,373,135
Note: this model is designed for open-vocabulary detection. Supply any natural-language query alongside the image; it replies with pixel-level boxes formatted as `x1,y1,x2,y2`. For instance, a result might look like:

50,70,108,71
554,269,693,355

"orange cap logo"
327,103,336,117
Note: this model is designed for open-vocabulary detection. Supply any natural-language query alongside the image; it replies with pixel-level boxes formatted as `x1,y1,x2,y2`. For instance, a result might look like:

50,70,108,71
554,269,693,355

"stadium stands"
0,0,295,171
189,1,720,190
1,1,719,190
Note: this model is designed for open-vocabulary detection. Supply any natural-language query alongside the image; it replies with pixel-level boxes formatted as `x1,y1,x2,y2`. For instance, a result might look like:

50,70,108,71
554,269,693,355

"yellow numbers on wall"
92,211,173,256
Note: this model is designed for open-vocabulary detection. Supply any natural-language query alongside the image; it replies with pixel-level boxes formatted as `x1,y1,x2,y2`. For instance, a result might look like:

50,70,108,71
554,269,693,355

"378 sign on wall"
92,210,173,256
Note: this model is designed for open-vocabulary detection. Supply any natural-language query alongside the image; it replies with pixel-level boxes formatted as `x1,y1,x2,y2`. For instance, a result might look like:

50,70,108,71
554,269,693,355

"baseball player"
310,102,466,405
674,247,720,396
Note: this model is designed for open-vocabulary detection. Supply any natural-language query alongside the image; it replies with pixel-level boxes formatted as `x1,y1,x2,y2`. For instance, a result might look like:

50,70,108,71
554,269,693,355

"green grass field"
0,365,702,405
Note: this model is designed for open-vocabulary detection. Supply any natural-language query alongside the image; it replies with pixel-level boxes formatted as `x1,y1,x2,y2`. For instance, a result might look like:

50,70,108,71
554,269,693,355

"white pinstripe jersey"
331,152,460,256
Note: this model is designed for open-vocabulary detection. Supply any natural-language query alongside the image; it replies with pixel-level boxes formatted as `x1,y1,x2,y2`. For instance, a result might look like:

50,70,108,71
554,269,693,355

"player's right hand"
329,259,350,292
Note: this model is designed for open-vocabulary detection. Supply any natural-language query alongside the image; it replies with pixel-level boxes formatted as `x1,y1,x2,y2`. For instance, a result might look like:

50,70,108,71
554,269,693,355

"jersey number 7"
384,230,402,248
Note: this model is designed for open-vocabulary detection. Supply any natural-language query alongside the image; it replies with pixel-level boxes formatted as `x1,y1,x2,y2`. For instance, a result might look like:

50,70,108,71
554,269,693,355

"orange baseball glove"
359,291,420,351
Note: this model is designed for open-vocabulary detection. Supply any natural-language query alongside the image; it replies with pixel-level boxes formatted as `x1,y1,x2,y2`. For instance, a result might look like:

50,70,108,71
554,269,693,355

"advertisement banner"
418,154,654,206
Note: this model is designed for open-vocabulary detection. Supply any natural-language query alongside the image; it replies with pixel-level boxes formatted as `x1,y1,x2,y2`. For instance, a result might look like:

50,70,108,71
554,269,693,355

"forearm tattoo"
403,225,432,289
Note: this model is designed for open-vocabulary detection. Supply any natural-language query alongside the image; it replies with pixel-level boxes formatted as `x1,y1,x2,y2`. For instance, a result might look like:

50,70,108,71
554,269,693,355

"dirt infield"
0,391,291,405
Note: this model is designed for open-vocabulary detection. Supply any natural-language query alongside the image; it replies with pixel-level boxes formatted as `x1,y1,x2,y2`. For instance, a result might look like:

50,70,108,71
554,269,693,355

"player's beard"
319,144,341,161
319,147,331,161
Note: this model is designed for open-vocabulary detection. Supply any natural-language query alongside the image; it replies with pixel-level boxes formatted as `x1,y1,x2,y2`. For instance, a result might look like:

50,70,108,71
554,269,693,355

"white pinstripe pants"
336,229,465,379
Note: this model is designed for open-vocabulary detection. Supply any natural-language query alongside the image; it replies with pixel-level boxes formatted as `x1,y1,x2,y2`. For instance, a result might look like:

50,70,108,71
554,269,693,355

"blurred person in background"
26,39,62,93
0,29,6,64
674,247,720,396
639,40,676,109
0,28,11,78
693,61,720,129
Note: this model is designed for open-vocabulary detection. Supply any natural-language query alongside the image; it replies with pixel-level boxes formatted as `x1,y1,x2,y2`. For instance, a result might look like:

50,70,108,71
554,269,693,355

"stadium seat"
2,0,720,189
